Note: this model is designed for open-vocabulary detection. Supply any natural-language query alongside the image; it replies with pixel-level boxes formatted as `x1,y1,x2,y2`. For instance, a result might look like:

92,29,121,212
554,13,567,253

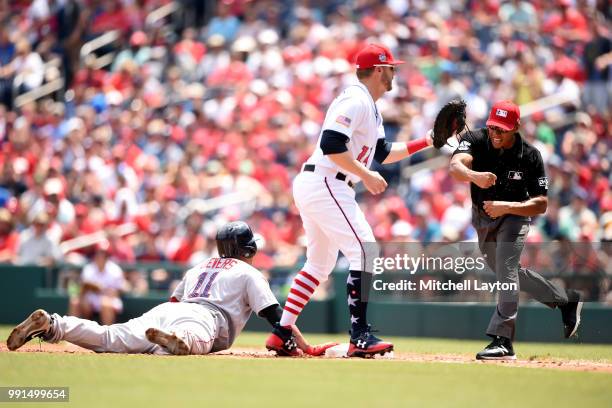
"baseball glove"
432,99,467,149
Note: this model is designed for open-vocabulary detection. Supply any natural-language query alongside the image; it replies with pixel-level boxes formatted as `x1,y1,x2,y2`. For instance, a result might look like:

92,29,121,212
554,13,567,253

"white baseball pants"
293,171,377,283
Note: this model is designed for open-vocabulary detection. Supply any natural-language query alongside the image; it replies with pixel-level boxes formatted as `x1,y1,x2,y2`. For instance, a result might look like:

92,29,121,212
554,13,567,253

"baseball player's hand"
363,170,387,195
472,172,497,189
303,342,339,356
291,325,307,348
483,201,510,218
290,325,338,356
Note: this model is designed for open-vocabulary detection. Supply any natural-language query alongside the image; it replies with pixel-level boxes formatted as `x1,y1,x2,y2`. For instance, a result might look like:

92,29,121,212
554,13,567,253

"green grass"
1,329,612,408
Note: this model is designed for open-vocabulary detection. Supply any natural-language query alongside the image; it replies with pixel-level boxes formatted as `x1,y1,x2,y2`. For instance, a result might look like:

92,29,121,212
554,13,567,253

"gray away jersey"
171,257,278,349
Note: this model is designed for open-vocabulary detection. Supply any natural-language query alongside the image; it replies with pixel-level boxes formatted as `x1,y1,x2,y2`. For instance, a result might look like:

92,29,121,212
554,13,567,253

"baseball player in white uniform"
8,222,334,356
266,44,438,357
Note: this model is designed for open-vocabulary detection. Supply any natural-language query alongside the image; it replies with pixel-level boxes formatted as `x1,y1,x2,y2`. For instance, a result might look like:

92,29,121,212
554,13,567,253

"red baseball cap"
486,100,520,131
355,44,405,69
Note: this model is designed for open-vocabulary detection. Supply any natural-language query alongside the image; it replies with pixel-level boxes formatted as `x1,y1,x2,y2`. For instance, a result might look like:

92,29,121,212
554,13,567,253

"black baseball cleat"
347,325,393,358
265,323,300,356
7,309,53,351
560,290,583,339
476,336,516,360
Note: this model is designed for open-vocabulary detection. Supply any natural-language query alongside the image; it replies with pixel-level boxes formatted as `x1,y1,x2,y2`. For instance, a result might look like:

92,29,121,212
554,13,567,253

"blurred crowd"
0,0,610,303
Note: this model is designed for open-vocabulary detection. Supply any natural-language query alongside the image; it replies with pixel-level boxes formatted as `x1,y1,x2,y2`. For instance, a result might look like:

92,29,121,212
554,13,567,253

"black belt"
303,164,354,188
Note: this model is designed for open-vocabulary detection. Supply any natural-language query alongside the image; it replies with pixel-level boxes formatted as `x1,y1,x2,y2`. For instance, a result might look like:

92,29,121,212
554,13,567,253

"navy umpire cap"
216,221,258,259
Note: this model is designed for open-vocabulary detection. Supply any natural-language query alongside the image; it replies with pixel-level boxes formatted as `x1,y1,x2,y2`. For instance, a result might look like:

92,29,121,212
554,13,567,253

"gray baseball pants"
473,209,569,340
45,302,217,354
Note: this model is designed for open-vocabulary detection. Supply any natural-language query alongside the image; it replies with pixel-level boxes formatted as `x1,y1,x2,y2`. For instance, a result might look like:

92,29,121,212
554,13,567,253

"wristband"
406,137,430,154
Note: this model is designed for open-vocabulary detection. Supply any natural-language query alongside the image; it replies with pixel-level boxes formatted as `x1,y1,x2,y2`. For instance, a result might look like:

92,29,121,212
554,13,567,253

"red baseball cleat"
265,324,301,357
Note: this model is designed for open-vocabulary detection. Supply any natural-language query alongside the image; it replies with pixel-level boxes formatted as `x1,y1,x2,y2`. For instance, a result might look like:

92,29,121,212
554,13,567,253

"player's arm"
169,276,186,302
483,196,548,218
289,325,309,350
513,196,548,215
290,324,337,355
326,150,375,180
449,134,497,188
257,304,307,343
322,130,387,195
258,303,282,327
321,98,387,195
257,304,308,354
449,153,497,189
257,304,336,355
376,131,433,165
449,152,475,182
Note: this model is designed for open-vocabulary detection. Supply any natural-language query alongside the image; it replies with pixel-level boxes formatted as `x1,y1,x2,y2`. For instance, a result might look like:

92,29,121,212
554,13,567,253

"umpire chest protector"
457,128,548,207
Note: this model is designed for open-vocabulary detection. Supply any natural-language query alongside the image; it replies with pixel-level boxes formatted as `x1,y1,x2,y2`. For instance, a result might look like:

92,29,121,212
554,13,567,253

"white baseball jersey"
171,257,278,349
305,82,385,184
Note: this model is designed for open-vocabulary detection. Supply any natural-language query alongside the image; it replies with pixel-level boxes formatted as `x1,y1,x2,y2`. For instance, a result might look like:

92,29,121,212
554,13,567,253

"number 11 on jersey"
356,146,372,165
188,272,219,298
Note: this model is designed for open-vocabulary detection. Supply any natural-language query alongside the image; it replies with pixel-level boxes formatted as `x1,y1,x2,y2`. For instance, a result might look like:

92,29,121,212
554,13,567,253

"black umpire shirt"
452,128,549,209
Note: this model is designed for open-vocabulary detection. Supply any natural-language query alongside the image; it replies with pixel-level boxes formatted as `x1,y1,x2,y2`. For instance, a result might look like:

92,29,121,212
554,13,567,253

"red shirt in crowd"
169,234,205,263
0,231,19,262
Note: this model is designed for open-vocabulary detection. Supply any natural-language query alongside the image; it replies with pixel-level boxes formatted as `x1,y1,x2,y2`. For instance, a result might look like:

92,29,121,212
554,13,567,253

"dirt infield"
214,347,612,373
3,342,611,373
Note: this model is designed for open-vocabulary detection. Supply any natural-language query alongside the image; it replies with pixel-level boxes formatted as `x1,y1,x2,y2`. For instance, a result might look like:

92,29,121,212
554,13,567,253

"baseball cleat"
560,290,583,339
347,325,394,358
7,309,52,351
265,323,300,356
476,336,516,360
145,328,190,355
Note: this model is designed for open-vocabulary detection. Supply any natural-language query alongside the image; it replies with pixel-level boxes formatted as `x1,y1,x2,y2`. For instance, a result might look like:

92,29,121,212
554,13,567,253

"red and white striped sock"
279,271,320,327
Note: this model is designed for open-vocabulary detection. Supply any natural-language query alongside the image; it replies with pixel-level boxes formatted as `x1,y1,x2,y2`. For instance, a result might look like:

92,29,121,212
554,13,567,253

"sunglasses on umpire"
376,65,395,72
487,126,511,134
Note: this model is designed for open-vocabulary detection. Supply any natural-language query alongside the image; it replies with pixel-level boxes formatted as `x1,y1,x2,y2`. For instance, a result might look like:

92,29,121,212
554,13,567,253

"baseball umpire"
449,100,582,360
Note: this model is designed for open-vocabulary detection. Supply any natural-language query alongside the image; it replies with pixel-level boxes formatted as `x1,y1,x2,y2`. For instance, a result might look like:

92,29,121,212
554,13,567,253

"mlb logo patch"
457,140,471,151
508,171,523,180
538,177,549,189
496,109,508,118
335,115,352,127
